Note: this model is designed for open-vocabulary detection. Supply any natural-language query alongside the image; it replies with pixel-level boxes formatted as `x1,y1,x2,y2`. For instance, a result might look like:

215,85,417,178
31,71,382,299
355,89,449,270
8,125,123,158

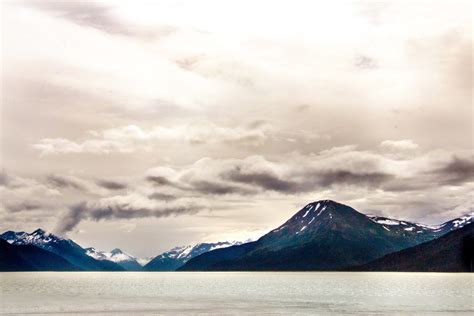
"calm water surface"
0,272,472,315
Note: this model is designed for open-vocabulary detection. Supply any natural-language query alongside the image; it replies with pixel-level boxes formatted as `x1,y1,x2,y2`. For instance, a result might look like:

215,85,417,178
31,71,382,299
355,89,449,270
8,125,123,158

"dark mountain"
179,200,464,271
0,239,81,271
144,241,242,271
0,229,124,271
85,247,143,271
355,222,473,272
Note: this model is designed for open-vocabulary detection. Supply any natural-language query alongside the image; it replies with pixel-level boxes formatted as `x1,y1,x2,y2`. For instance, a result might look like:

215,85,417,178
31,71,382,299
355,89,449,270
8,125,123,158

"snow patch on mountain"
85,247,138,263
451,213,473,228
152,240,243,263
4,229,63,245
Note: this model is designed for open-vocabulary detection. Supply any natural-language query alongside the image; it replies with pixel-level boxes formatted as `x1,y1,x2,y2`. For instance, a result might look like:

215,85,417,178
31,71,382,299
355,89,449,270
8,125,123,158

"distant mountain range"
85,247,143,271
0,229,240,272
1,229,124,271
144,241,243,271
1,200,472,272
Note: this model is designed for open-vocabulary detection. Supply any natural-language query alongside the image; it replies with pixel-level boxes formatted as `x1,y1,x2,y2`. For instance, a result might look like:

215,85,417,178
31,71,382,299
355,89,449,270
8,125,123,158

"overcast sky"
0,0,472,257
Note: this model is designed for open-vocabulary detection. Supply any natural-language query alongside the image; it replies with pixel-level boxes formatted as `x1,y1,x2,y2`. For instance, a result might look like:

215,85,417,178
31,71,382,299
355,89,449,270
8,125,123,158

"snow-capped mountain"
85,247,142,270
368,212,474,236
2,229,84,254
180,200,472,271
144,241,242,271
0,229,123,271
3,229,64,246
0,238,81,271
438,212,474,233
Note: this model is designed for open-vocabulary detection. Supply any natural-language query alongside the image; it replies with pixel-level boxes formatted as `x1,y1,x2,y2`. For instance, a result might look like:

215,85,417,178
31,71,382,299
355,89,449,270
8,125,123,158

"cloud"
312,170,392,187
96,180,127,190
21,0,177,40
143,152,396,197
222,166,300,193
0,172,62,225
190,180,254,196
5,201,42,213
55,194,206,233
0,170,10,187
47,175,86,191
431,156,474,186
148,192,177,201
380,139,419,151
139,147,474,200
146,175,173,185
33,123,271,155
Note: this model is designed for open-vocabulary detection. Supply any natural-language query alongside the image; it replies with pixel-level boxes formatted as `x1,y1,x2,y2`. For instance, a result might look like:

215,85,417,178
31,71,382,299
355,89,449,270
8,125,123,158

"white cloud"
33,123,272,155
380,139,419,151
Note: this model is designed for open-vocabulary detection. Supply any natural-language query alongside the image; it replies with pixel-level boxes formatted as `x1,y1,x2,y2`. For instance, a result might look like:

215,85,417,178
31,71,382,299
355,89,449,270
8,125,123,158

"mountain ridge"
85,247,143,270
0,229,124,271
179,200,471,271
144,241,243,271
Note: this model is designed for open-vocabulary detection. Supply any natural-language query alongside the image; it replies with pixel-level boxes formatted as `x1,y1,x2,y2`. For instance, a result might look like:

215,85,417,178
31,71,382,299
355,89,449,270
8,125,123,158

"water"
0,272,472,315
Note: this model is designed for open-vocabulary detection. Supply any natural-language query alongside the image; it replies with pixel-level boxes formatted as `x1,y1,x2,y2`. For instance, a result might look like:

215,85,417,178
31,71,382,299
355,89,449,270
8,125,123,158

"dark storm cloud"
313,170,393,187
22,0,177,39
221,165,393,194
431,156,474,185
191,180,255,196
146,175,175,186
54,202,85,234
55,199,205,234
380,181,429,193
96,180,127,190
148,192,178,201
222,167,300,193
47,175,85,191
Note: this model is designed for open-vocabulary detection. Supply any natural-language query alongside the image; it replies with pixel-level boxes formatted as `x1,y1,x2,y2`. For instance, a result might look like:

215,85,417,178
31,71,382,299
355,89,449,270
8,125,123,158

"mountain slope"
180,200,458,271
0,229,124,271
0,239,81,271
355,222,474,272
144,241,242,271
85,247,142,270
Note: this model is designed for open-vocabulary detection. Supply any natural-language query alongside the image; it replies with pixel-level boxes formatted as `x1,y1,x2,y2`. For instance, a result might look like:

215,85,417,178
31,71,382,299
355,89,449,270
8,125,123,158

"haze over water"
0,272,472,315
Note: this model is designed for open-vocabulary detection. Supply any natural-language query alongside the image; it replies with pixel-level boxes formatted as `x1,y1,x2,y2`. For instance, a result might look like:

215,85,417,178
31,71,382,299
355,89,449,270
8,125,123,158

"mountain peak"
32,228,46,235
110,248,123,255
307,199,338,206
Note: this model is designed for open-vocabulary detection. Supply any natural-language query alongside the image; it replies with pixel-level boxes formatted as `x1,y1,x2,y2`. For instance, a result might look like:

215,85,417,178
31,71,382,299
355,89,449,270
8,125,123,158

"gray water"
0,272,472,315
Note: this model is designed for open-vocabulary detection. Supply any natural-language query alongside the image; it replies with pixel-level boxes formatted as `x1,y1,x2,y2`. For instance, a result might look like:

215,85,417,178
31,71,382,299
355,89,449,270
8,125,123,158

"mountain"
144,241,242,271
85,247,143,270
435,213,473,234
356,222,473,272
0,239,81,271
0,229,124,271
179,200,466,271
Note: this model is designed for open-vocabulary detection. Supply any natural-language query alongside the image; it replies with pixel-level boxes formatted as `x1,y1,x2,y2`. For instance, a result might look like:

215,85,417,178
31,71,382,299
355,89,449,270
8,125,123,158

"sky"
0,0,472,258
